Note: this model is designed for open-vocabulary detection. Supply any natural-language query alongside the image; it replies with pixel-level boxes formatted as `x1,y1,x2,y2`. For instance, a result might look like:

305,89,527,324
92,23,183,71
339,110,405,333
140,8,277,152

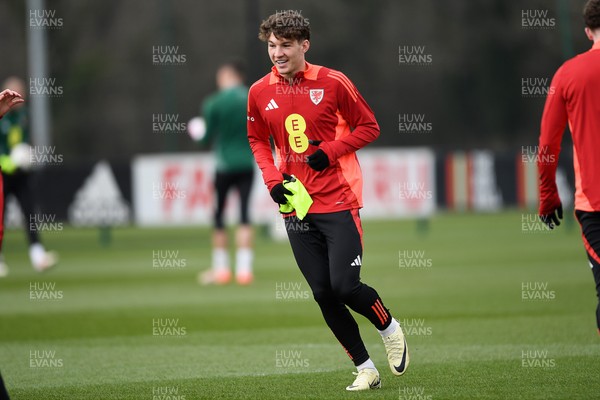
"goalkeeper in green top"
0,76,57,277
188,61,255,285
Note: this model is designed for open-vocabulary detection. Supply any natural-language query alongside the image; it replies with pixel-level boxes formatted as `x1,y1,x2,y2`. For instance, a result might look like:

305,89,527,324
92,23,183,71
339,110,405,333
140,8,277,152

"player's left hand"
539,203,563,229
306,149,329,171
0,89,24,119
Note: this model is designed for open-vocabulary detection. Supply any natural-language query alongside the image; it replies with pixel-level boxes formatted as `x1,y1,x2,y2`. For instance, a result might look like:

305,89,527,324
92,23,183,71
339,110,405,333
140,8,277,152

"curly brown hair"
258,10,310,42
584,0,600,29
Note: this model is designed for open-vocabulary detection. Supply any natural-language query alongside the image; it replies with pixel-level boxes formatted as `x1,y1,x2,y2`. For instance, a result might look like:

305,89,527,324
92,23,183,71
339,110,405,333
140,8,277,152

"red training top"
539,41,600,214
247,62,379,213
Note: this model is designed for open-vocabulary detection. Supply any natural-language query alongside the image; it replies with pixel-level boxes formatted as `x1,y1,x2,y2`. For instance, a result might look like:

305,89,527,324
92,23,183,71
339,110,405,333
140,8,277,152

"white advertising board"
132,148,435,226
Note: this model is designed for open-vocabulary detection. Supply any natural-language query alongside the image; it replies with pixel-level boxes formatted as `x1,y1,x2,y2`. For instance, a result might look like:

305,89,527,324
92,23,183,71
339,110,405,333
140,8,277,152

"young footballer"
247,11,409,390
538,0,600,334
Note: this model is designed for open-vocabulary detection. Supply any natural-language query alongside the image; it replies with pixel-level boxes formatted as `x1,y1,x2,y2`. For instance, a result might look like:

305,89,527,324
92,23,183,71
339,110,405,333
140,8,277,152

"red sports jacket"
247,62,379,213
539,41,600,214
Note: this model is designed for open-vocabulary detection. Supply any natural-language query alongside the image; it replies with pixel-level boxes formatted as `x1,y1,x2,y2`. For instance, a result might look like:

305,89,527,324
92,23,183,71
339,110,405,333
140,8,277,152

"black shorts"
2,171,39,245
213,169,254,229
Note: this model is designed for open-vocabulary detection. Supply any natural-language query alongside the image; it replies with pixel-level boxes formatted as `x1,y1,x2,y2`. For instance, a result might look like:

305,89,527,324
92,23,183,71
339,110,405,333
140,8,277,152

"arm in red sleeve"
247,87,282,191
538,66,567,215
319,72,380,162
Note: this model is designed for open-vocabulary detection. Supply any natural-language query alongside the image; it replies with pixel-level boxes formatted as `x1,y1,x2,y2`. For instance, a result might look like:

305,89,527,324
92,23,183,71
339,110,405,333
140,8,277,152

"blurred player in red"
0,87,24,399
247,11,408,391
538,0,600,334
0,77,57,277
0,88,24,257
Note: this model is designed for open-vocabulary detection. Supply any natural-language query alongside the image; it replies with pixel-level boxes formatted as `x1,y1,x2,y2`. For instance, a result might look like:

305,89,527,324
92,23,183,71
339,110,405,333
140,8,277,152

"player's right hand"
539,203,563,229
270,173,294,204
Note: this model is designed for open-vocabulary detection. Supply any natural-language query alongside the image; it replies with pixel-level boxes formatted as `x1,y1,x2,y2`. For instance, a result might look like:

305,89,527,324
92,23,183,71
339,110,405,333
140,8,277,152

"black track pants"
285,209,393,366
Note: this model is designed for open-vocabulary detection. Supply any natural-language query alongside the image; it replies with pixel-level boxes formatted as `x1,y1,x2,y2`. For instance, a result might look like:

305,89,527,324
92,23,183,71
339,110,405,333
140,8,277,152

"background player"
247,11,409,391
189,62,255,285
0,86,19,400
0,77,57,277
538,0,600,333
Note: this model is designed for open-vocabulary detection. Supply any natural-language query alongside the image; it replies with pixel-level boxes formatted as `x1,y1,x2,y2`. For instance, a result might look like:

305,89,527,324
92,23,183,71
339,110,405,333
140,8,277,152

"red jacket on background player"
538,40,600,215
247,62,379,214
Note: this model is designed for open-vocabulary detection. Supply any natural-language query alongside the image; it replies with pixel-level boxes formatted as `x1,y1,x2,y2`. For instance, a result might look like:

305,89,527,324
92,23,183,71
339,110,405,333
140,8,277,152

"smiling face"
268,33,310,80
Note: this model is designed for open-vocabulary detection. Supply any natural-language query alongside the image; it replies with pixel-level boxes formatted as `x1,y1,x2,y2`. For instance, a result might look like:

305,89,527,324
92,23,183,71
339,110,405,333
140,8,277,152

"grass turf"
1,210,599,399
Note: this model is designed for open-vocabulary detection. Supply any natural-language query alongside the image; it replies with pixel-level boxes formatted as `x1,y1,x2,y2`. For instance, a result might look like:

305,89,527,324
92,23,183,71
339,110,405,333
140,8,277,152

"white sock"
356,358,377,372
212,248,229,272
378,317,400,338
29,243,46,266
235,248,253,275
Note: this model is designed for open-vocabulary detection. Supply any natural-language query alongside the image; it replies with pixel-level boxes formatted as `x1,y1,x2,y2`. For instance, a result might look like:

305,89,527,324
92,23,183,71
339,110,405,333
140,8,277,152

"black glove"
270,173,294,204
306,149,330,171
539,203,563,229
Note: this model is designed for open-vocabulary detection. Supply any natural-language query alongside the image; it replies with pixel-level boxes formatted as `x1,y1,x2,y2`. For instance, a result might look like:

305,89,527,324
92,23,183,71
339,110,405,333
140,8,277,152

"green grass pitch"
1,211,599,399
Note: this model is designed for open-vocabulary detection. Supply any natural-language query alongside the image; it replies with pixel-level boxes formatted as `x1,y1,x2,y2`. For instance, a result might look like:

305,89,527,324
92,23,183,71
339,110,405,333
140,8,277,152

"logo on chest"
285,114,309,154
309,89,324,105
